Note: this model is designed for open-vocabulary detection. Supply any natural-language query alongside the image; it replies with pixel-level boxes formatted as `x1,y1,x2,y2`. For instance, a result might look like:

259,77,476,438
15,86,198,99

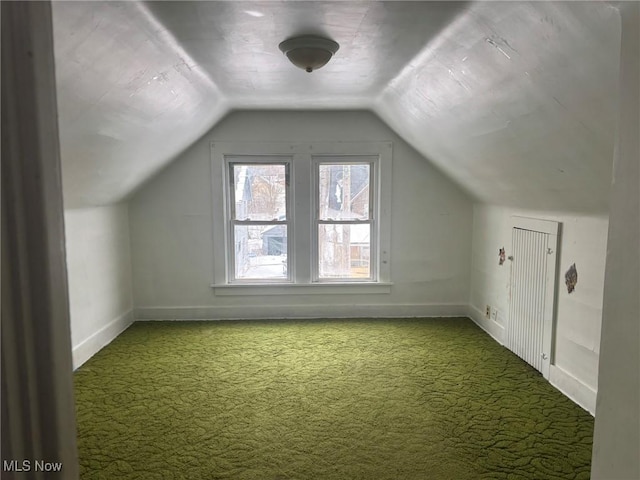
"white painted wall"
129,110,473,320
469,204,608,413
591,3,640,478
65,204,134,368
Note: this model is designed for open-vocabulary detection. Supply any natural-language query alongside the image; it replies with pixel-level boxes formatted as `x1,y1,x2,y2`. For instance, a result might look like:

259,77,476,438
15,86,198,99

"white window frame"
312,157,378,283
225,157,292,284
210,142,393,296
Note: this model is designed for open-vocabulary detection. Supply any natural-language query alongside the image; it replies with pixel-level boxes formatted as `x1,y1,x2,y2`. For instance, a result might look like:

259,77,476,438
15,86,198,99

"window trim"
211,141,393,294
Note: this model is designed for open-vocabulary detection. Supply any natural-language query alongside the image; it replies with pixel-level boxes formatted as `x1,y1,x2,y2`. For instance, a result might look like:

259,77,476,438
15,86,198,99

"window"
315,160,374,281
227,160,290,282
211,142,392,294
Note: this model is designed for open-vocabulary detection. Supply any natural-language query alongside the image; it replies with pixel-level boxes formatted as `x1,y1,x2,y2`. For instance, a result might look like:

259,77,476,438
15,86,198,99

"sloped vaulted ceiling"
52,1,620,212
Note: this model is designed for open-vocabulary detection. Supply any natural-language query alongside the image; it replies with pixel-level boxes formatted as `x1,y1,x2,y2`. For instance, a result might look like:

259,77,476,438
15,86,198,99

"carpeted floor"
74,318,594,479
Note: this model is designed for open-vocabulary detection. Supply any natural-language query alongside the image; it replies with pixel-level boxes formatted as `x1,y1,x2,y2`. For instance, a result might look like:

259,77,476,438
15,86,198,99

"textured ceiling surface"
52,1,621,211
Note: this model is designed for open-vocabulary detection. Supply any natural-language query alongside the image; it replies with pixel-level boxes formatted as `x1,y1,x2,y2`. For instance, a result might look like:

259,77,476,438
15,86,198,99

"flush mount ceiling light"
278,35,340,73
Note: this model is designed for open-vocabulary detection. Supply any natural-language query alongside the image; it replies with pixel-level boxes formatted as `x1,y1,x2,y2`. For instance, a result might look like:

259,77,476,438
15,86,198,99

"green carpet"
74,318,593,479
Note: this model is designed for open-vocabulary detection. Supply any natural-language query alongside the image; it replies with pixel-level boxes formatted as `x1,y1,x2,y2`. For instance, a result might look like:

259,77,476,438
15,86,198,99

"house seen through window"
229,162,289,281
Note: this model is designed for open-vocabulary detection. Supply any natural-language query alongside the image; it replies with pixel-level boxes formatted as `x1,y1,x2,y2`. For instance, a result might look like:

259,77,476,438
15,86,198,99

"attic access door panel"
507,217,560,379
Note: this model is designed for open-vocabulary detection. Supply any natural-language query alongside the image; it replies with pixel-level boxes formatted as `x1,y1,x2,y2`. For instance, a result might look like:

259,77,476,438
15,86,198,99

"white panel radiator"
507,218,560,378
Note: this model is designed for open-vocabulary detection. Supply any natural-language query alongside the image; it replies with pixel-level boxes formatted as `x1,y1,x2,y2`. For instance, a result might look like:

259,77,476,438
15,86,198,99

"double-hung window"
227,158,291,282
314,159,375,281
211,142,392,294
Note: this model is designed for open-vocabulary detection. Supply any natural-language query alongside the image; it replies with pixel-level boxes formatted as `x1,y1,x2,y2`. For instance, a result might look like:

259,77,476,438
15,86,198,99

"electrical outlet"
491,308,498,321
485,305,491,318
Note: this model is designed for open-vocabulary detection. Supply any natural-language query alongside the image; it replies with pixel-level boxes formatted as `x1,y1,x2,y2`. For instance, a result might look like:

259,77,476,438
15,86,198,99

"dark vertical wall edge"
1,1,79,478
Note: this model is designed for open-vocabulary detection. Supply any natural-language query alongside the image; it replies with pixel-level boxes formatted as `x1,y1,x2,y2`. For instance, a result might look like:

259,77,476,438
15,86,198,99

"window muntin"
314,159,376,282
227,161,290,282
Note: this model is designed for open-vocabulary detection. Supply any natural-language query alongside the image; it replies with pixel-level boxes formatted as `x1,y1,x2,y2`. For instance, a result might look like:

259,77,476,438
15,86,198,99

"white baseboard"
549,365,597,416
72,310,134,370
466,304,505,345
135,303,468,321
467,304,596,415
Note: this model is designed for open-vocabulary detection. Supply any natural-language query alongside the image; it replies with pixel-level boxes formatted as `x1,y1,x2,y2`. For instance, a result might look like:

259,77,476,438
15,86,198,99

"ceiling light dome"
278,35,339,73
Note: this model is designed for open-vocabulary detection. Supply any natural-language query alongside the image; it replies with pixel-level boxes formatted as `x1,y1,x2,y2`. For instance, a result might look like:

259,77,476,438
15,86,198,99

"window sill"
211,282,393,296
